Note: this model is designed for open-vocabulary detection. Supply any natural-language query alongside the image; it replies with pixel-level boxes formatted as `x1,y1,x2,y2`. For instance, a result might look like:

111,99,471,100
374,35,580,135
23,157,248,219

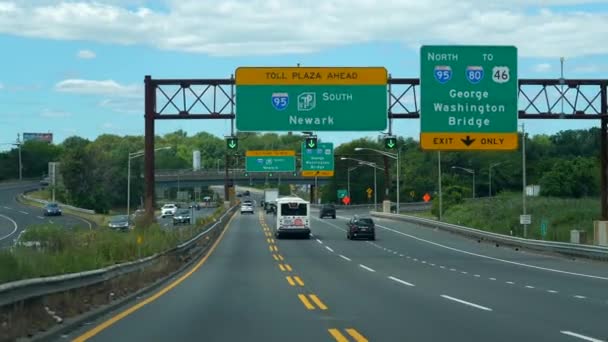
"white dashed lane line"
440,295,493,312
19,211,29,215
388,276,415,287
339,255,351,261
325,246,334,253
574,295,587,299
316,239,323,244
359,264,376,273
560,330,606,342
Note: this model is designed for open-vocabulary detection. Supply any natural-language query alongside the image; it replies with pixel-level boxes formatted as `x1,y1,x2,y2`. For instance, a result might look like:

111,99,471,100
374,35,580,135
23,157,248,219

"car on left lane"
173,209,192,225
108,215,132,231
42,203,62,216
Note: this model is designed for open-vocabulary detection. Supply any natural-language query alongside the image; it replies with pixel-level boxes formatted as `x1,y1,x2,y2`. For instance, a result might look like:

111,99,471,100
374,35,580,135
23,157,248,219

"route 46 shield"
466,66,484,84
271,92,289,111
433,65,452,84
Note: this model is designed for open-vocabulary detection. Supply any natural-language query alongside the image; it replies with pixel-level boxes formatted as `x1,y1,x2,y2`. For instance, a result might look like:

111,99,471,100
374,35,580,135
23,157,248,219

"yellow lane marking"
308,294,328,310
273,254,279,261
268,245,273,252
293,276,304,286
297,294,316,310
272,245,278,252
286,276,295,286
328,329,349,342
72,212,238,342
269,238,275,244
346,329,369,342
284,264,292,271
279,264,286,272
267,238,272,244
277,254,284,261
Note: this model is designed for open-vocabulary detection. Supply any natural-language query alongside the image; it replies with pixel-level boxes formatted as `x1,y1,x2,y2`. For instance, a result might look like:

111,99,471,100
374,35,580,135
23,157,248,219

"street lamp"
451,166,476,198
488,162,505,197
128,146,172,217
346,165,362,200
354,147,400,213
341,157,384,211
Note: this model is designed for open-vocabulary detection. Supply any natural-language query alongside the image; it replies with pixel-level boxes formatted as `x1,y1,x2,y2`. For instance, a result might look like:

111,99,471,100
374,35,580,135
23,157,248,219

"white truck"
263,188,279,213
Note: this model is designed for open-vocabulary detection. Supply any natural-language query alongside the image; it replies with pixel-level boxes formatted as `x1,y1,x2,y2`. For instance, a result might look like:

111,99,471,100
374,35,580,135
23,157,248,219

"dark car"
346,215,375,240
43,203,62,216
189,202,201,210
319,204,336,219
173,209,192,225
108,215,131,231
243,190,250,196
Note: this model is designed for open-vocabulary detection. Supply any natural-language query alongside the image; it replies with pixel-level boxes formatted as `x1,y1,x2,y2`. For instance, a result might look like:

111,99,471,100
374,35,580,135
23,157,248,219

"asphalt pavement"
59,205,608,342
0,182,94,248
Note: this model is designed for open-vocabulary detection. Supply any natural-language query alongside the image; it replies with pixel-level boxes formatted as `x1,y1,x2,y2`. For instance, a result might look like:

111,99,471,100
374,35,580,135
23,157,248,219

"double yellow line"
297,294,328,310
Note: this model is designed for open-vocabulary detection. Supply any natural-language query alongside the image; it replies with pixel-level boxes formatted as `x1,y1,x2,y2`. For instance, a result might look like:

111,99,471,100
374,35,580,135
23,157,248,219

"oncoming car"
43,203,62,216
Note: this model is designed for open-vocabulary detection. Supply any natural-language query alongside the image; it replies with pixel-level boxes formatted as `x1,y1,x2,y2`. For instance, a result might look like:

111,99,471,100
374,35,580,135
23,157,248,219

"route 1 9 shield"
466,66,484,84
271,92,289,111
433,65,452,84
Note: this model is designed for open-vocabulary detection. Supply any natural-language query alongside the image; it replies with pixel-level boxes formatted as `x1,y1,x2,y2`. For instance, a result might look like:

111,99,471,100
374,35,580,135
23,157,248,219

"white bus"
275,196,310,239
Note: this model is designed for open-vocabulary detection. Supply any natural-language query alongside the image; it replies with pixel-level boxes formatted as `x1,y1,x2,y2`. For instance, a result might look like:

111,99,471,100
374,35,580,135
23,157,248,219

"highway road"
63,206,608,342
0,182,94,248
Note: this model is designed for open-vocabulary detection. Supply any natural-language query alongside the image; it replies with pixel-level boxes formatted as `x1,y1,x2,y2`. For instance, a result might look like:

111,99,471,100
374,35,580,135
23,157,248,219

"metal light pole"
354,147,399,212
128,146,171,217
438,151,443,221
560,57,565,114
488,162,505,197
452,166,475,198
13,134,22,181
521,123,528,237
341,157,384,211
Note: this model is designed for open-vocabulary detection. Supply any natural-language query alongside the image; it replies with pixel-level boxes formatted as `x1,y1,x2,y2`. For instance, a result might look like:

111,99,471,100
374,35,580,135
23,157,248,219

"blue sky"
1,0,607,150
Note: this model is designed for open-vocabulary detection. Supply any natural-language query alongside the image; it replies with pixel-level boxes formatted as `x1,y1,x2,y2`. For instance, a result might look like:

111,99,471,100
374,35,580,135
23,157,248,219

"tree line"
0,128,601,213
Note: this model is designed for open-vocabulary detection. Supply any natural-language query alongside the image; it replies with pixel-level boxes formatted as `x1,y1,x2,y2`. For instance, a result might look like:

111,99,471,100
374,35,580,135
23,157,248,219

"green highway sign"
245,150,295,173
226,137,238,150
420,45,518,151
235,67,388,131
301,142,334,177
384,136,397,150
337,189,347,199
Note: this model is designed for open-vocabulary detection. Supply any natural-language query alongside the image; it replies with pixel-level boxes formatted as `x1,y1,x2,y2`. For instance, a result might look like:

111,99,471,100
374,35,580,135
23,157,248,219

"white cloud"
0,82,4,90
99,98,141,115
533,63,552,72
77,49,96,59
101,122,114,129
0,1,608,58
40,109,71,118
54,79,140,97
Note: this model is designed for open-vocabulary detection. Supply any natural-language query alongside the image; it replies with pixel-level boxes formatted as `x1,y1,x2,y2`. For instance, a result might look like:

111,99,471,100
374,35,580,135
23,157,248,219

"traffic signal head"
305,137,318,149
384,136,397,150
226,137,238,150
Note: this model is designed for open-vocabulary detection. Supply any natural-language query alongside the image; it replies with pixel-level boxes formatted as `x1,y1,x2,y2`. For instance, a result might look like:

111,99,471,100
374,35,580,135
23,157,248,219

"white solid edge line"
560,330,606,342
388,276,415,287
359,264,376,272
339,254,351,261
0,214,19,241
72,215,93,230
376,224,608,281
440,295,493,312
325,246,334,252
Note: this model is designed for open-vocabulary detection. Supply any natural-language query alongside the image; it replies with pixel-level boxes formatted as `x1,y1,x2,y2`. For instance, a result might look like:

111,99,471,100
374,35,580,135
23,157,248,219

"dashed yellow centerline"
272,254,279,261
308,294,328,310
277,254,284,261
297,294,316,310
286,276,296,286
284,264,292,271
272,245,278,252
328,329,349,342
279,264,286,272
345,329,369,342
293,276,304,286
268,245,274,252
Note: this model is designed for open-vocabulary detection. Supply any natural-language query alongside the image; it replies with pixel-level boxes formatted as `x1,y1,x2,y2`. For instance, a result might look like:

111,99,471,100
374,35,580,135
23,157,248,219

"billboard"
23,132,53,143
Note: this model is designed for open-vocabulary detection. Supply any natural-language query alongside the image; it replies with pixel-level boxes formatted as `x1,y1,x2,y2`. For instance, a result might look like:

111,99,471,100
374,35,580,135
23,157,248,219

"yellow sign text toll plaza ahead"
419,45,518,151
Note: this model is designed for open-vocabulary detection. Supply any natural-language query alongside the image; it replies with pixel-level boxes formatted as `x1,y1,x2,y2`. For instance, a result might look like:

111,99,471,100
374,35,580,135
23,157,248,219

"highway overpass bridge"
155,169,332,190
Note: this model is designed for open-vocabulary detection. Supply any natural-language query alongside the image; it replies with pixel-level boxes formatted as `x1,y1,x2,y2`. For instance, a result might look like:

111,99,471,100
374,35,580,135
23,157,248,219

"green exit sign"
245,150,295,172
384,136,397,150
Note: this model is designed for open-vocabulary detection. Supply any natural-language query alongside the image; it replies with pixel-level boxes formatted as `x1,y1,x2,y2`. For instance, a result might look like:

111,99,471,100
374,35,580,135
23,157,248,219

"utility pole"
521,123,528,238
17,134,22,181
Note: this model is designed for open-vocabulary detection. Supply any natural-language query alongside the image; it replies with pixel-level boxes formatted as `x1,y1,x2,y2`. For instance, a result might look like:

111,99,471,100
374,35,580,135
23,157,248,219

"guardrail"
0,205,237,308
371,212,608,260
19,191,96,215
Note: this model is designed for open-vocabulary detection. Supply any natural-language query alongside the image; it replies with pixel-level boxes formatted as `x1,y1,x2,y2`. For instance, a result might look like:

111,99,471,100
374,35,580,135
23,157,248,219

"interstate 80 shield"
271,92,289,111
466,66,484,84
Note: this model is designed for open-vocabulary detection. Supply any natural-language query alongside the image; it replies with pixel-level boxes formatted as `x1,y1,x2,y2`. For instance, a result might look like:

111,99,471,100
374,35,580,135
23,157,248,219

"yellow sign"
366,187,373,194
245,150,295,157
235,67,387,86
136,235,143,245
420,133,518,151
301,170,334,177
